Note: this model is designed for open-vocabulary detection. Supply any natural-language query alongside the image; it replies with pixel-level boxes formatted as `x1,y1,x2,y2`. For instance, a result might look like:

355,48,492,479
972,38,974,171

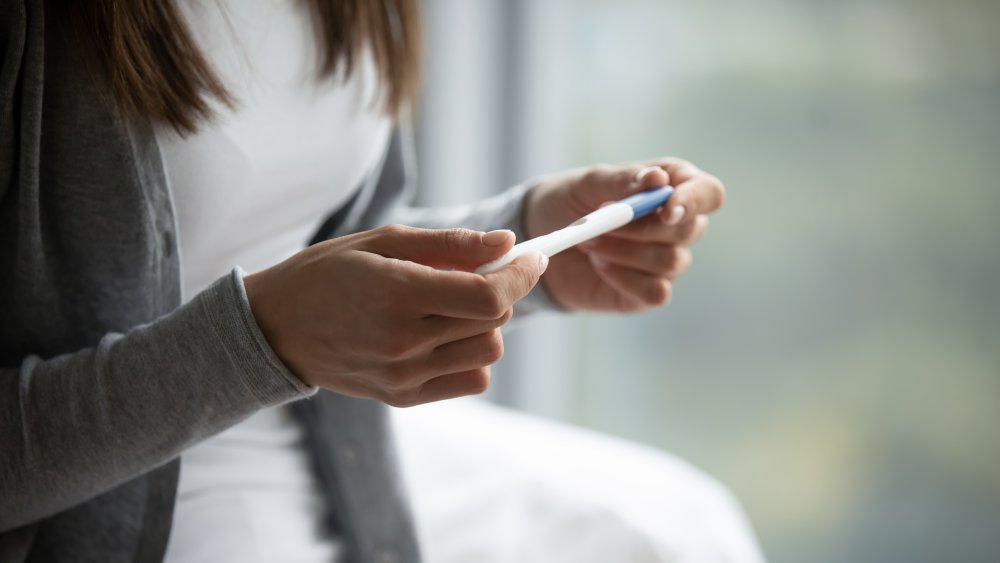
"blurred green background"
418,0,1000,560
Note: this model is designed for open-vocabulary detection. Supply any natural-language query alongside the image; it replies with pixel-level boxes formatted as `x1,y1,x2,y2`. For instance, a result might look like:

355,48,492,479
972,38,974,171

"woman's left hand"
522,158,725,312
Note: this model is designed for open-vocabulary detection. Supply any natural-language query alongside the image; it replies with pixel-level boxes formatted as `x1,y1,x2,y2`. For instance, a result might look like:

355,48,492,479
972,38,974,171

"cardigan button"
338,441,362,466
161,230,174,257
372,545,401,563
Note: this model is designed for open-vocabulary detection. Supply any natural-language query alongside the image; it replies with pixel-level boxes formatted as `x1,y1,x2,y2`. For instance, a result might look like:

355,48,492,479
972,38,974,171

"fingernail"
537,254,549,273
666,205,686,226
483,229,514,246
635,166,658,183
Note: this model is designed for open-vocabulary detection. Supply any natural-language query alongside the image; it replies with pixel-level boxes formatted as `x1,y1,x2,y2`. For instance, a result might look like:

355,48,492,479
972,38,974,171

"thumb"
582,165,671,207
368,225,516,271
482,251,549,306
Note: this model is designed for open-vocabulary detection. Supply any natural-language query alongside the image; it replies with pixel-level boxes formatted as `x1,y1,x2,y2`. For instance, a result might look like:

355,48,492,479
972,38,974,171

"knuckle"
381,364,415,391
674,219,699,240
483,308,513,330
625,164,646,182
656,247,680,270
708,174,724,191
677,248,693,271
381,334,419,361
379,223,409,238
582,164,612,183
655,156,685,171
482,330,505,364
680,159,701,174
466,369,492,395
478,284,508,318
497,308,514,325
384,390,418,409
648,280,672,306
443,228,474,253
515,260,541,291
693,215,710,239
707,175,726,207
378,387,404,407
381,378,423,407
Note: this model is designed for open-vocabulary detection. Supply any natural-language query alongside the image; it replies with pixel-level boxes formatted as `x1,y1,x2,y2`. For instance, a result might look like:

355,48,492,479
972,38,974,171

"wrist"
521,181,548,240
215,268,316,402
243,269,306,385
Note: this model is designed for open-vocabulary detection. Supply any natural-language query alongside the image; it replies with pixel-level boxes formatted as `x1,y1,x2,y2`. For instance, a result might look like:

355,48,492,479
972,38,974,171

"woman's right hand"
244,225,547,407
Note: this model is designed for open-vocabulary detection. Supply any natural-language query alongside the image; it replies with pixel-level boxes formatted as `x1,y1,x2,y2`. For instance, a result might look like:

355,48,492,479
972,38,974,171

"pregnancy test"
475,185,674,275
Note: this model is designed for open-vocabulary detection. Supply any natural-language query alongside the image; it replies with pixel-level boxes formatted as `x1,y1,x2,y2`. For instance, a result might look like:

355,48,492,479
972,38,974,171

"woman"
0,0,747,561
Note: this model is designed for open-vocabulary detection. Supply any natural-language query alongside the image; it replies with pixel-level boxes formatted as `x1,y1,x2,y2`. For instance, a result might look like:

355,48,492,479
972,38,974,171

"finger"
682,215,710,246
633,165,671,191
482,251,548,308
580,239,692,278
589,256,673,311
401,252,547,320
644,158,725,224
578,164,670,205
420,308,513,348
413,367,493,406
598,209,704,244
415,329,504,384
647,156,702,184
656,175,725,225
363,224,516,271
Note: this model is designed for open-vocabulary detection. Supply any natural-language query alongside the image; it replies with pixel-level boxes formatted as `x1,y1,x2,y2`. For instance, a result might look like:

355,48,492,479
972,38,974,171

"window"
418,1,1000,561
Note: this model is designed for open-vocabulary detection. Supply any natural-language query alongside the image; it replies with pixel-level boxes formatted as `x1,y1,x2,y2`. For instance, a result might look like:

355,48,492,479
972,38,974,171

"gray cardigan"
0,2,550,561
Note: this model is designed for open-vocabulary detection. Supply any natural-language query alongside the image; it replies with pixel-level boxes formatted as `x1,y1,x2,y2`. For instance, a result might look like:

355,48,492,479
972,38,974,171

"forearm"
391,180,533,235
0,269,314,531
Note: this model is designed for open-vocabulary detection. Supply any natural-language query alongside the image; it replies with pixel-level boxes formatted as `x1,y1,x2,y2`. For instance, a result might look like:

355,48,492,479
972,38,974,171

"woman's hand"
523,158,725,312
244,225,547,407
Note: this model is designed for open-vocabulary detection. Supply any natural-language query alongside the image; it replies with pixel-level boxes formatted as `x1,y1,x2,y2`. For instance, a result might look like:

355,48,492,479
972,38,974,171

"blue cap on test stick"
618,185,675,220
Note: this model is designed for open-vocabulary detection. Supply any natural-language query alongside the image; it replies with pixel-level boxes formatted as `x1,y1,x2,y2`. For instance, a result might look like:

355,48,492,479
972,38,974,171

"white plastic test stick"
474,185,674,275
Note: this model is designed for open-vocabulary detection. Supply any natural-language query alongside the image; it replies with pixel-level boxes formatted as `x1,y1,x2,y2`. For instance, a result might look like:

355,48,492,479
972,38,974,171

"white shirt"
156,1,391,561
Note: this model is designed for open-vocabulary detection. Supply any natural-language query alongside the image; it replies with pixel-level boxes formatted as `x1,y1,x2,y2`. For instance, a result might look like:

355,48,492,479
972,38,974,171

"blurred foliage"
551,0,1000,561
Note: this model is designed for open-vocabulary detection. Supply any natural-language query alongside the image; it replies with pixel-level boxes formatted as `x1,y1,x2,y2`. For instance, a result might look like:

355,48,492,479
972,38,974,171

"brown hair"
60,0,422,134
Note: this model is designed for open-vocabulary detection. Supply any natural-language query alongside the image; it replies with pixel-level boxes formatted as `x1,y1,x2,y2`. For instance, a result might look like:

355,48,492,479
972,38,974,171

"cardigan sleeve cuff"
199,268,317,406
